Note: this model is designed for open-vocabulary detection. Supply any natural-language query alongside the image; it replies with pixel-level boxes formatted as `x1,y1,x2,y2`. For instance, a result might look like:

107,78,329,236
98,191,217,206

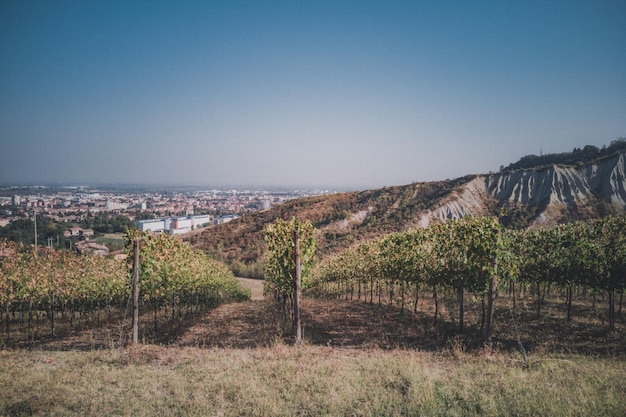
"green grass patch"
95,232,125,251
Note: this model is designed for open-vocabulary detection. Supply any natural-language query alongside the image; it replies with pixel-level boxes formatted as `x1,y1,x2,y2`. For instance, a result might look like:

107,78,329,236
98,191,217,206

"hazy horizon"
2,1,625,189
1,181,354,193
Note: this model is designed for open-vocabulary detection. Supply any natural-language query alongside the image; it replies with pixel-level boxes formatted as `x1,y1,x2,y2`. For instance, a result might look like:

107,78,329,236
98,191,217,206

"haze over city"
1,1,625,189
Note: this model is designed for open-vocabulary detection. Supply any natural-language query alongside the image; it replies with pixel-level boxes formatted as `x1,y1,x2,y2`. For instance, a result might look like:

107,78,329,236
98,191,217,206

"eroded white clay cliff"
418,152,626,227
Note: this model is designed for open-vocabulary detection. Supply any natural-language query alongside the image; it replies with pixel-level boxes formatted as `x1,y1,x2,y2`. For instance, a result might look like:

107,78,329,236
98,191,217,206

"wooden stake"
294,228,302,345
132,237,140,344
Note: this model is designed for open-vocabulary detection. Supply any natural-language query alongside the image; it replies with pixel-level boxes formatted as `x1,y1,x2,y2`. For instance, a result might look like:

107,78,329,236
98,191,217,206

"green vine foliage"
263,217,316,299
0,239,128,339
124,229,250,306
309,214,626,333
0,230,249,335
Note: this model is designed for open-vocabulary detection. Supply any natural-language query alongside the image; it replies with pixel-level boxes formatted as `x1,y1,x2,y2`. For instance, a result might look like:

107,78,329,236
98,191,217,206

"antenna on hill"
540,148,543,157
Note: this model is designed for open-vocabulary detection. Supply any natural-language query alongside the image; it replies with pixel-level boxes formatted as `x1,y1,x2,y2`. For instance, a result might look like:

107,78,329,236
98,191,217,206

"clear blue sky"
1,1,625,189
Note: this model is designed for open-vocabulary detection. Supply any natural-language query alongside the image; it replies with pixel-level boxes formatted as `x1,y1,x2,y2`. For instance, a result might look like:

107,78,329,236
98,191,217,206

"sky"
1,1,625,190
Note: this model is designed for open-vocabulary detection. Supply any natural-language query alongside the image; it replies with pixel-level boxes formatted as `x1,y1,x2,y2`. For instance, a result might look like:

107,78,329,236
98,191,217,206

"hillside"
188,176,473,266
189,147,626,269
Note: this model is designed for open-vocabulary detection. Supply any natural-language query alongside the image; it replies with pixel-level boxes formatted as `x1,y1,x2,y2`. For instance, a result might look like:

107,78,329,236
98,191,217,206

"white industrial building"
218,214,239,224
135,215,214,234
135,218,168,233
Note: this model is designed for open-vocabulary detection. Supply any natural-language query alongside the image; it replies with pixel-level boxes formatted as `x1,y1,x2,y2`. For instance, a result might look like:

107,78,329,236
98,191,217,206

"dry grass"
1,289,625,416
1,345,625,416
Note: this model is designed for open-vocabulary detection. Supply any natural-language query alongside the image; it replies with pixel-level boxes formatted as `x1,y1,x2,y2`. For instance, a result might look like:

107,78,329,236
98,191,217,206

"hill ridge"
190,148,626,269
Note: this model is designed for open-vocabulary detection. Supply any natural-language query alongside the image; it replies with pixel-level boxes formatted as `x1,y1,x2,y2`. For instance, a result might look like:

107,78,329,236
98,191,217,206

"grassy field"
95,232,126,251
1,344,625,417
1,284,625,416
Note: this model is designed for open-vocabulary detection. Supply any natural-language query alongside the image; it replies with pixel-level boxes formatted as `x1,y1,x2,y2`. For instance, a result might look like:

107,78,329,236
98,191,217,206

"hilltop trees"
0,216,68,248
501,138,626,171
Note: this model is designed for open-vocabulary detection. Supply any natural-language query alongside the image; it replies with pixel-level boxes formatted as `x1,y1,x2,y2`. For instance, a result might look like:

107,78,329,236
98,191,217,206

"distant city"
0,184,338,230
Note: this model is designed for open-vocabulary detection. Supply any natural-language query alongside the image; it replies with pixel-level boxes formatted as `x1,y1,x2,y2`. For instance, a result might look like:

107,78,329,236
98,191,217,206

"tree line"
0,212,136,250
500,139,626,172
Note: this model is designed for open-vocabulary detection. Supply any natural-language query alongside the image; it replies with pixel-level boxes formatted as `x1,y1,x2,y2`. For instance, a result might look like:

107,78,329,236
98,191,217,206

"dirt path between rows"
235,277,264,300
172,298,432,349
173,300,280,348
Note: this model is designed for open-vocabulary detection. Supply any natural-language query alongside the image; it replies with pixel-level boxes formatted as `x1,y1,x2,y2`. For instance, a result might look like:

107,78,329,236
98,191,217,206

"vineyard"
1,213,625,351
1,215,625,415
0,231,250,347
307,214,626,345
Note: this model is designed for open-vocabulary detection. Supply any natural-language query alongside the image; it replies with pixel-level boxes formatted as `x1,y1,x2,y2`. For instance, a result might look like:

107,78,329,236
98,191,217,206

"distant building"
218,214,239,224
135,214,215,234
191,215,213,229
105,200,128,211
64,227,83,238
63,227,95,238
260,199,271,210
75,241,109,257
135,218,167,233
110,250,127,261
171,217,192,234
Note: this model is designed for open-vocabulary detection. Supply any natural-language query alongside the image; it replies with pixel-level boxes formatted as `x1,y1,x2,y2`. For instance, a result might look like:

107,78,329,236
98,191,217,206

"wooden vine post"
132,237,140,344
483,255,498,342
263,217,315,345
294,227,302,345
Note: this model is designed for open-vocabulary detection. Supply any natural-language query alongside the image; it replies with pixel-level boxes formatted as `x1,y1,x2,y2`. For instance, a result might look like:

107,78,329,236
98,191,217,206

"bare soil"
171,295,626,354
3,292,625,355
174,300,280,348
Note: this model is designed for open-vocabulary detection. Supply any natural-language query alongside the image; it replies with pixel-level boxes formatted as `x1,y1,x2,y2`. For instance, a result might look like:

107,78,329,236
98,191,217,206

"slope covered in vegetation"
188,176,472,273
190,142,626,274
